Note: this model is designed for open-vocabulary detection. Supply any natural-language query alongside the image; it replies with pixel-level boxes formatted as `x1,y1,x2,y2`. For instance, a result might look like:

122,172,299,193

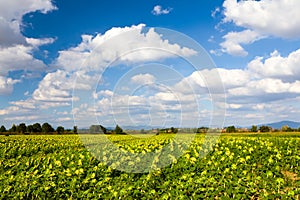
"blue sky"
1,0,300,129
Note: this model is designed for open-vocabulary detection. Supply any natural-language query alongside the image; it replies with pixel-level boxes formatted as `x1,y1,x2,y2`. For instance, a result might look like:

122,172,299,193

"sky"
1,0,300,129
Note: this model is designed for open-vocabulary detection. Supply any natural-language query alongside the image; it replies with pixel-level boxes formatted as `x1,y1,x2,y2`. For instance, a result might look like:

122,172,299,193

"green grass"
0,134,299,199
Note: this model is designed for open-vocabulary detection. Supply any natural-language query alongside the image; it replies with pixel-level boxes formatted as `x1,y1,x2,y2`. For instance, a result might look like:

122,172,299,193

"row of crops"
0,134,299,199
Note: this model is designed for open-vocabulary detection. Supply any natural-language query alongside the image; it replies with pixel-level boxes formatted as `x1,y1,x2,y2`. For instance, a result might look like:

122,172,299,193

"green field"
1,133,299,199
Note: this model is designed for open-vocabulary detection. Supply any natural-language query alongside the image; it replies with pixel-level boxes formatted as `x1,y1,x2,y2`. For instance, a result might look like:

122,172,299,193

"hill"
260,120,300,129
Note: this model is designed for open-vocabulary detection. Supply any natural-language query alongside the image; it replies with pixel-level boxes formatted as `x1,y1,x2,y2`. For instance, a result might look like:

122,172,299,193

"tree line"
0,123,77,135
89,124,126,135
224,125,300,133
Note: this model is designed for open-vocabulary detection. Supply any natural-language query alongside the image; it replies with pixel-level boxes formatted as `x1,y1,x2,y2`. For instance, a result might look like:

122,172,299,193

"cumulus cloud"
223,49,300,99
0,18,25,47
220,30,265,56
25,38,55,47
228,78,300,97
0,0,56,47
0,23,199,128
0,0,56,95
0,0,56,20
247,49,300,82
0,76,20,94
47,48,300,127
131,73,156,85
0,45,47,76
32,70,98,102
54,24,196,72
165,48,300,125
152,5,172,16
223,0,300,38
218,0,300,56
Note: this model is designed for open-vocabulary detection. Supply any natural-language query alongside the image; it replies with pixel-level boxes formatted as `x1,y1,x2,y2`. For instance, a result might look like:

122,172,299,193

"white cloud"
0,23,198,126
226,103,242,109
0,0,56,21
0,104,34,117
211,7,220,18
25,38,55,47
0,0,56,94
220,30,264,56
218,0,300,56
32,70,97,102
54,24,196,72
0,0,56,47
33,47,300,128
9,99,36,109
0,18,25,47
0,45,47,76
247,49,300,82
55,117,73,122
93,90,113,99
0,76,20,95
131,73,156,85
167,48,300,125
223,0,300,38
4,115,40,122
228,78,300,97
152,5,172,16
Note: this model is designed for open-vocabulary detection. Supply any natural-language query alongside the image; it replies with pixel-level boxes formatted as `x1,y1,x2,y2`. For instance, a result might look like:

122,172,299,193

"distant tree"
32,123,42,133
115,124,123,135
250,125,258,132
27,125,34,133
226,126,236,133
170,127,175,133
259,125,271,133
9,124,17,133
17,123,27,134
56,126,65,134
0,125,6,133
170,127,178,133
281,125,289,132
197,127,209,133
42,123,54,133
73,126,78,134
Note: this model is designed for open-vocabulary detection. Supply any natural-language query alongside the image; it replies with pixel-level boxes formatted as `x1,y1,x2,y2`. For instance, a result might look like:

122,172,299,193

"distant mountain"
260,120,300,129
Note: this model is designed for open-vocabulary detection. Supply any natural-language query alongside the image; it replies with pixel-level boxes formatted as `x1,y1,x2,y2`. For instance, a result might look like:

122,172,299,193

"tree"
27,125,34,133
259,125,271,133
170,127,178,133
17,123,27,134
9,124,17,133
42,123,54,133
281,125,289,132
115,124,123,135
32,123,42,133
56,126,65,134
226,126,236,133
0,125,6,133
250,125,257,132
197,127,209,133
73,126,78,134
